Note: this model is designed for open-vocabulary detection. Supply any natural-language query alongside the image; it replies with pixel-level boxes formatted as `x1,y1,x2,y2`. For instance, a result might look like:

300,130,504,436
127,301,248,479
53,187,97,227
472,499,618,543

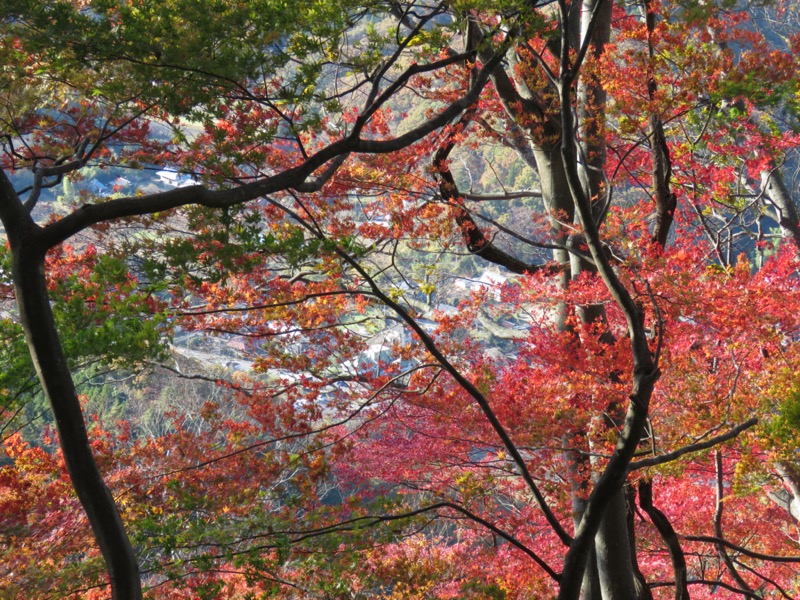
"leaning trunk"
3,188,143,600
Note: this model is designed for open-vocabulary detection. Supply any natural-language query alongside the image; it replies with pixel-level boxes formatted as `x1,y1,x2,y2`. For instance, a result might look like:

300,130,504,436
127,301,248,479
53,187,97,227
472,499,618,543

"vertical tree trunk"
594,490,638,599
577,0,611,223
533,146,574,300
565,436,602,600
577,1,643,595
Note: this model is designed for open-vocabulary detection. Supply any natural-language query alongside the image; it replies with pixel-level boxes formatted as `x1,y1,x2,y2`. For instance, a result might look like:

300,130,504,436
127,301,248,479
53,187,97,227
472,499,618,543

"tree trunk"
0,168,142,600
594,490,638,598
565,436,601,600
761,168,800,252
774,461,800,521
577,0,612,224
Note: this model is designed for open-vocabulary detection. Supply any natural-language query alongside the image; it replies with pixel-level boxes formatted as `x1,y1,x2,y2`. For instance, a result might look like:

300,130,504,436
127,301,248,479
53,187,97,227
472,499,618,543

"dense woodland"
2,0,800,598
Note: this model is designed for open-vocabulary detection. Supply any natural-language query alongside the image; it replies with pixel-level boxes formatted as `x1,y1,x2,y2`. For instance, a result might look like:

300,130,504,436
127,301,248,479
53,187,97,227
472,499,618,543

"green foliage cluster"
51,254,168,365
765,386,800,454
1,0,354,111
0,244,172,441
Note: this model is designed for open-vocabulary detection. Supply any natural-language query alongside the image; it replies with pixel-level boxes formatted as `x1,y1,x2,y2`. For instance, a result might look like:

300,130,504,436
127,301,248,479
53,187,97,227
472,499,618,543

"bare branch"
682,535,800,564
628,418,758,471
715,450,755,594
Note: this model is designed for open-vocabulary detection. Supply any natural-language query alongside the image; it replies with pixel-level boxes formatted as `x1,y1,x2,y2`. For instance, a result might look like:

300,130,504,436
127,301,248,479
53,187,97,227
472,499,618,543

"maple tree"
2,0,800,599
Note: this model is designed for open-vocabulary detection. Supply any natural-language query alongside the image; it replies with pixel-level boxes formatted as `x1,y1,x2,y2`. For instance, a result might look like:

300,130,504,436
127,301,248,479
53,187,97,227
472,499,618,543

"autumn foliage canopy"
2,0,800,598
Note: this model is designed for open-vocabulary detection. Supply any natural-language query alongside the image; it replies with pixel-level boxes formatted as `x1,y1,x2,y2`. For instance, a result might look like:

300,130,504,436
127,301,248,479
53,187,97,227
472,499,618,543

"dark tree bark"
0,172,142,599
644,0,677,248
0,46,510,598
638,480,688,600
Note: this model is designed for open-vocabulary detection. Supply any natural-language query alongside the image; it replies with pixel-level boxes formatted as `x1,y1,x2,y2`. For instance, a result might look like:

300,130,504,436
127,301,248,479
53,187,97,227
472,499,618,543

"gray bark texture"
761,169,800,252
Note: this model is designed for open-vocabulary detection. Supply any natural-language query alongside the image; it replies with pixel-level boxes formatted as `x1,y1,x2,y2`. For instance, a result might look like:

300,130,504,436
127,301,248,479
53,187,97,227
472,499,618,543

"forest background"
2,0,800,598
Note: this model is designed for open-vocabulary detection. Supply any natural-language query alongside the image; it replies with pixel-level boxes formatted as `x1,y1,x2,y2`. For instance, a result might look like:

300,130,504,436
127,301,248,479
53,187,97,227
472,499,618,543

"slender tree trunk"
0,171,142,600
565,435,601,600
576,1,644,594
535,144,641,598
468,4,656,595
577,0,611,223
556,0,661,591
533,146,574,289
13,250,143,600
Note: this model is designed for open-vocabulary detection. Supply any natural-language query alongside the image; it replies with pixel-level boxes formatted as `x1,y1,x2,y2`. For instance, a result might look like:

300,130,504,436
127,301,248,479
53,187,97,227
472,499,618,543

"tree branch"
39,47,508,249
628,418,758,471
714,450,754,594
639,480,689,599
681,535,800,564
434,113,551,275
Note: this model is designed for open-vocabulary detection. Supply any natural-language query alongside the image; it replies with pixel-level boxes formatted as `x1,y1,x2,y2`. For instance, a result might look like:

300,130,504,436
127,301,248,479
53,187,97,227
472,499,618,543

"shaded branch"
638,480,689,599
39,47,508,249
715,450,755,594
461,190,542,201
650,579,761,598
434,112,549,275
628,418,758,471
682,538,800,563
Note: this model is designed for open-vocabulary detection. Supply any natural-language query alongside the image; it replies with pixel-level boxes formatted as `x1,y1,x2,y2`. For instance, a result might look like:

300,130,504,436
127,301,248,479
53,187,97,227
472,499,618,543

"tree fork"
555,0,661,596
